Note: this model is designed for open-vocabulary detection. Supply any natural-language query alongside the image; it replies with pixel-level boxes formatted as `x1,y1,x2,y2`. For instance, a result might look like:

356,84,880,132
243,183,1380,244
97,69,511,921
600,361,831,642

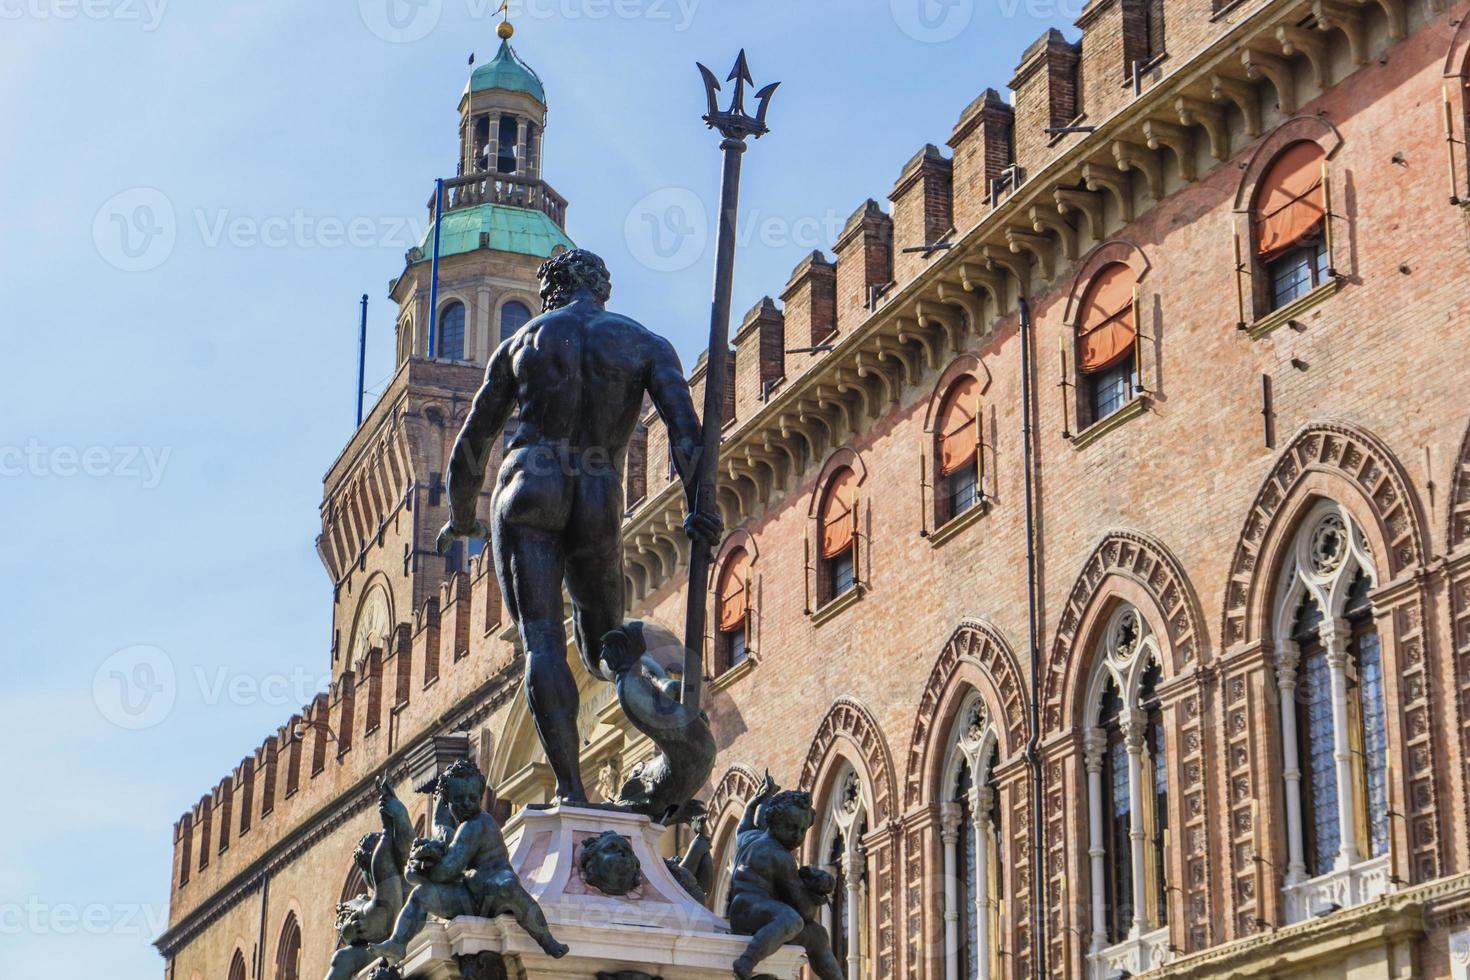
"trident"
681,51,778,713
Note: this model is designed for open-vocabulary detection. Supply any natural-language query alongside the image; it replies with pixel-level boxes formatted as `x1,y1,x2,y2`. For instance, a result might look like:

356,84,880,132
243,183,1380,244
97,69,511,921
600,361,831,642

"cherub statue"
369,759,569,963
325,777,414,980
598,622,716,825
727,773,843,980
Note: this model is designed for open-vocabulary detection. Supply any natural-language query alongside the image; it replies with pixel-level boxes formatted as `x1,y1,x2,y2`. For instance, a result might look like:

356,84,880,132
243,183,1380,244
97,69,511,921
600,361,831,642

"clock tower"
316,30,572,680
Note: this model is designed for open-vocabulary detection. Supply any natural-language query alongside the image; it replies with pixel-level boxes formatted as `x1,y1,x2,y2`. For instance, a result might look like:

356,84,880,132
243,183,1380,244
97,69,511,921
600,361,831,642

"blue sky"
0,0,1080,975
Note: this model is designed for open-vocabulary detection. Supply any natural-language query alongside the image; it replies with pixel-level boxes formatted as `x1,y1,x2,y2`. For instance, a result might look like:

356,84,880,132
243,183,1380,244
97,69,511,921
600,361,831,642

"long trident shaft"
682,51,777,713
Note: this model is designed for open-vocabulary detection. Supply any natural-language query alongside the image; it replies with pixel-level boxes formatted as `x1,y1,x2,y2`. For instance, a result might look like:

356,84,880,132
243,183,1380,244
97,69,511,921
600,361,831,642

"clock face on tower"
353,586,391,667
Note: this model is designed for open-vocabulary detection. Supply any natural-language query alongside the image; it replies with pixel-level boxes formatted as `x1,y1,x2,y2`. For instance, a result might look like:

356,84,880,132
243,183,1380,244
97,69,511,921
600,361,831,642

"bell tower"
316,25,573,681
460,24,547,181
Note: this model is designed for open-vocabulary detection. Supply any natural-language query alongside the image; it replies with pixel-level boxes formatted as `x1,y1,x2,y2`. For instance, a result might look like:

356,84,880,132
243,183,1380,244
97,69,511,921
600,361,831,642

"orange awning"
717,548,750,633
1076,262,1137,374
820,468,857,559
1254,141,1325,260
937,375,980,475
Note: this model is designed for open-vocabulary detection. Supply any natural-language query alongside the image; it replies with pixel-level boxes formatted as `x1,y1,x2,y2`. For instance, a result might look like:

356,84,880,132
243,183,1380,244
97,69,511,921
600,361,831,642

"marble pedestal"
390,804,805,980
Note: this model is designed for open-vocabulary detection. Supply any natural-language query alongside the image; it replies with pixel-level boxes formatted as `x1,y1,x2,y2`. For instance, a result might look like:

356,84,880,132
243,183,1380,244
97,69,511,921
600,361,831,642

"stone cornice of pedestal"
387,804,808,980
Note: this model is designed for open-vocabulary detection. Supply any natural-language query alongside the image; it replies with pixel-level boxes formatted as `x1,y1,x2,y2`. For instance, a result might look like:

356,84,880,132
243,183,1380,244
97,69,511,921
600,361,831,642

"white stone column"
1124,714,1149,937
514,117,527,176
973,783,994,980
844,840,864,980
940,802,961,980
1322,621,1360,868
1276,641,1307,883
1084,728,1107,952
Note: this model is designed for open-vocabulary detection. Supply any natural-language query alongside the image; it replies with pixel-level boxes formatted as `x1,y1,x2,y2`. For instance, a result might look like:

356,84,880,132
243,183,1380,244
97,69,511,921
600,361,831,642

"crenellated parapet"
165,555,523,923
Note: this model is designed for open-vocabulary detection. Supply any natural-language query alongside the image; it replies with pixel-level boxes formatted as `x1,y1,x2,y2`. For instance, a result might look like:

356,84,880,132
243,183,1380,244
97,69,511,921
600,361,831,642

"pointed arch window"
1274,502,1391,921
438,301,466,360
820,768,870,979
935,376,982,525
715,547,752,674
817,467,859,605
499,300,533,343
1253,141,1329,311
397,316,414,366
275,912,302,980
1084,605,1172,978
1075,262,1139,426
940,697,1003,980
228,950,247,980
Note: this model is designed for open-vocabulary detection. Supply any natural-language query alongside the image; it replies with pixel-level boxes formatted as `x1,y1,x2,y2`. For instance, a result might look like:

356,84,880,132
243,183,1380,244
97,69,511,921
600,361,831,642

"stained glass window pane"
1357,628,1389,857
1299,650,1340,875
1106,724,1133,942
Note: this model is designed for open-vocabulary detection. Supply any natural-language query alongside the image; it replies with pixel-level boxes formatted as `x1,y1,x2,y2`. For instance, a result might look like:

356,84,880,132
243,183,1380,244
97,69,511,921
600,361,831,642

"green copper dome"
467,40,545,103
415,203,572,262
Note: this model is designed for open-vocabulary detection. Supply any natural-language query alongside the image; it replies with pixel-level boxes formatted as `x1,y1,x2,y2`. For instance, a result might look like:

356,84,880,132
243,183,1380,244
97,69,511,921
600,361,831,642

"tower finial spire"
496,0,513,38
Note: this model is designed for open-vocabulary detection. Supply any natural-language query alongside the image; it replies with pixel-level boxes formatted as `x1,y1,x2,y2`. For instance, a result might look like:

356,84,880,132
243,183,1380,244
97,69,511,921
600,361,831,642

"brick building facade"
158,1,1470,977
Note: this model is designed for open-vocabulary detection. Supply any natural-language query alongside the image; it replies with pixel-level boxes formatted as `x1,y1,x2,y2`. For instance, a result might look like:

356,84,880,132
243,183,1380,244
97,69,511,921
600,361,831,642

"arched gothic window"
1074,262,1139,426
227,950,247,980
499,300,533,343
940,696,1002,980
397,316,413,366
438,301,466,360
275,912,302,980
819,767,870,979
715,547,751,674
934,376,982,526
1084,605,1171,978
1273,501,1390,922
1252,141,1329,311
817,467,859,606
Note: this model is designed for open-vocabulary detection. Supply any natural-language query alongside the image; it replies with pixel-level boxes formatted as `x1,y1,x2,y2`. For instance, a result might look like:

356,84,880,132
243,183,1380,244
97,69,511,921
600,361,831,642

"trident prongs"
697,49,778,142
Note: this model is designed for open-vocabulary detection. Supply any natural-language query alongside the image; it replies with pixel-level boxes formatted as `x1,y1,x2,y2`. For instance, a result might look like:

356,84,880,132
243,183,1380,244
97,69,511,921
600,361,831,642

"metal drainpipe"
254,872,269,979
1017,296,1049,979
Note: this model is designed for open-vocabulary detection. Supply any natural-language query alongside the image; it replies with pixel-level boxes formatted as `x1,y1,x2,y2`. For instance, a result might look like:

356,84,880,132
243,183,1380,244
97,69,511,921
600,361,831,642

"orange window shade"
820,468,857,559
1253,141,1326,259
1076,262,1137,374
717,548,751,632
937,375,980,475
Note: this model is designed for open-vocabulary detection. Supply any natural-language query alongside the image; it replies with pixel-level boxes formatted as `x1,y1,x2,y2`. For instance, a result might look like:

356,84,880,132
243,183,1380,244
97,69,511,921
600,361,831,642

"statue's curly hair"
440,758,487,793
763,789,815,830
537,248,611,311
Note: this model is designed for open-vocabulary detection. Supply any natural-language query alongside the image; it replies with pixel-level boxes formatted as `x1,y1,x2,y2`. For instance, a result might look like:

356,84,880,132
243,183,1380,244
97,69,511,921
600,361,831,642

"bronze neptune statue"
435,249,720,807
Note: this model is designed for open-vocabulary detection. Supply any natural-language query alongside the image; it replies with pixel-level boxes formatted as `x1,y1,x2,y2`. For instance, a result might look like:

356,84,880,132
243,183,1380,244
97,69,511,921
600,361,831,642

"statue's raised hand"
435,518,492,556
755,769,779,803
682,507,723,547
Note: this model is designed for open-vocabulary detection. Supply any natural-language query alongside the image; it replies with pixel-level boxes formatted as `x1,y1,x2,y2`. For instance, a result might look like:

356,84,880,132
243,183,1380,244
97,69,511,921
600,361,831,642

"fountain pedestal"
390,805,805,980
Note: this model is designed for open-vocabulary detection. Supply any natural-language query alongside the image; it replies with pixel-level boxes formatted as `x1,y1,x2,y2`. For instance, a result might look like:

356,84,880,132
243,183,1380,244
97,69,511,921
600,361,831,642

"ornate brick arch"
1447,417,1470,552
706,763,762,826
903,619,1029,810
798,696,898,827
1043,529,1206,735
1221,421,1427,647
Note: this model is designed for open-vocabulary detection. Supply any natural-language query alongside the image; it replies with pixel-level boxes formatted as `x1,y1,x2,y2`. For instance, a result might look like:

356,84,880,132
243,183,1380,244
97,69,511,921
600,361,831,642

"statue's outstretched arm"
738,771,779,834
377,777,414,870
446,339,517,529
645,336,703,510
